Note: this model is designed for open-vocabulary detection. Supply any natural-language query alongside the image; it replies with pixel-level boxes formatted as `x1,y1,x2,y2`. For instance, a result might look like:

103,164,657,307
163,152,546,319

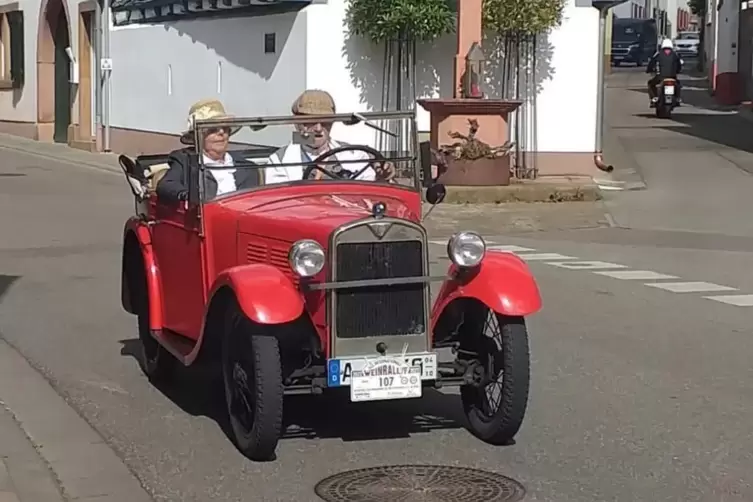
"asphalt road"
1,68,753,502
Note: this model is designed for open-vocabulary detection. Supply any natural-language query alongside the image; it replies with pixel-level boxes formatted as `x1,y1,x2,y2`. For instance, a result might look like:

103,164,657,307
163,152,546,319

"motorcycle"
652,78,679,118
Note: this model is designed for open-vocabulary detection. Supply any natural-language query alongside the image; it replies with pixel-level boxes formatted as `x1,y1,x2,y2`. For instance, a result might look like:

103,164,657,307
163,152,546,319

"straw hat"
291,89,336,115
180,99,240,145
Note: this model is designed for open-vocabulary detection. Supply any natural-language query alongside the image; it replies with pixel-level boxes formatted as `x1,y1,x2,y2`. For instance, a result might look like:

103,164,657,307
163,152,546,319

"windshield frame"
191,110,421,204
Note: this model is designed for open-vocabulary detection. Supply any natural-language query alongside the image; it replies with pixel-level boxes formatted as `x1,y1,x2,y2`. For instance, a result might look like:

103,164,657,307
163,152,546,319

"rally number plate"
351,364,422,402
327,353,437,402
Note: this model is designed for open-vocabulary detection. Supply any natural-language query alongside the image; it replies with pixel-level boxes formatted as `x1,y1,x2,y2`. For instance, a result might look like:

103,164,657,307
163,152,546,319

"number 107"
379,377,394,387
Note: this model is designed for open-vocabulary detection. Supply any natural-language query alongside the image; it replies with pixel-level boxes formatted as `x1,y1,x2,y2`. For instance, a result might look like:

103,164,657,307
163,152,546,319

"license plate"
664,85,675,95
327,352,437,401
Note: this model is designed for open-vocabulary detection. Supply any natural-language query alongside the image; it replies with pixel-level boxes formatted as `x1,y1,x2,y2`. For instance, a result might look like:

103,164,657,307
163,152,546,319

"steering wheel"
302,145,387,181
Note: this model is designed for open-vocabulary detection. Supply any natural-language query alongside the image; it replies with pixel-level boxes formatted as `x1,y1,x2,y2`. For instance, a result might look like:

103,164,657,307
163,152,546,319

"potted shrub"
436,119,515,186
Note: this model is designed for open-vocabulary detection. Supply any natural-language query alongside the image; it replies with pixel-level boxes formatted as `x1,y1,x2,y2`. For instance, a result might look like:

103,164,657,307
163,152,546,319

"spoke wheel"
460,312,530,445
221,307,283,462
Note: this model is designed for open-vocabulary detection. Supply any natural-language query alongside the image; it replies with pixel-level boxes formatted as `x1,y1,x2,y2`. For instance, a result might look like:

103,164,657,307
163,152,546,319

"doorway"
53,14,70,143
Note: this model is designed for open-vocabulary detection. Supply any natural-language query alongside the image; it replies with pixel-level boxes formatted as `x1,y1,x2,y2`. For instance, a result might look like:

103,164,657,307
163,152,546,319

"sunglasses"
206,127,231,136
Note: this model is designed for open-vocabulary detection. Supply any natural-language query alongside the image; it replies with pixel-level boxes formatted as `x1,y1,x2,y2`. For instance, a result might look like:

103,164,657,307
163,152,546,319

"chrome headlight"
288,239,325,277
447,231,486,268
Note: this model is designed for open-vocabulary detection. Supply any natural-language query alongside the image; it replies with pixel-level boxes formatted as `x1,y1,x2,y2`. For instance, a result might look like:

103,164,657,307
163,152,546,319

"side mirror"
425,183,446,205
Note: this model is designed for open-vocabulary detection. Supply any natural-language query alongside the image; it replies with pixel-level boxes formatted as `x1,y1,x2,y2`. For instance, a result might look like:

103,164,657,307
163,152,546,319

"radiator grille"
334,240,425,339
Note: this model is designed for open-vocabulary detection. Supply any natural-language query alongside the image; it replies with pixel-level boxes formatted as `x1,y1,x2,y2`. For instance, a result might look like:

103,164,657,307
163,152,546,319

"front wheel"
221,306,283,461
460,312,530,445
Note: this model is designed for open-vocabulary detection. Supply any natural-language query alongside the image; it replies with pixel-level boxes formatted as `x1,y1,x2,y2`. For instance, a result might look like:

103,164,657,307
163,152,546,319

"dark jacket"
156,148,261,204
647,48,682,78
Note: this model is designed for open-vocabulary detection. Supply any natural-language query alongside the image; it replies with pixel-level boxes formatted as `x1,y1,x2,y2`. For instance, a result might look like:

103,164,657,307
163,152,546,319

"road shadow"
119,338,466,447
631,110,753,154
0,275,20,304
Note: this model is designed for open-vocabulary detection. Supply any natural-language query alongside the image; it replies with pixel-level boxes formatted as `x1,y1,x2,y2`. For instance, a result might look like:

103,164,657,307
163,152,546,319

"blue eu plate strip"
327,359,341,387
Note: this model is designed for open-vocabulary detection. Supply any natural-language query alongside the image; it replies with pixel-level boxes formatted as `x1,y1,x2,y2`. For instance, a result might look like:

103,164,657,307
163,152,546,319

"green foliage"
688,0,705,16
482,0,566,36
346,0,456,43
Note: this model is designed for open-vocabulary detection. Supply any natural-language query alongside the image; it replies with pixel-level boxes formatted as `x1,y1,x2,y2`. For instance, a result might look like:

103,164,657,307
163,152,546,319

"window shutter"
7,11,24,89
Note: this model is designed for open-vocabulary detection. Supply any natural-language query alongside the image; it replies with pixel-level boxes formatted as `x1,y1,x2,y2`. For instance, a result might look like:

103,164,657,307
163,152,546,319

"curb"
593,174,647,191
0,339,153,502
0,134,120,175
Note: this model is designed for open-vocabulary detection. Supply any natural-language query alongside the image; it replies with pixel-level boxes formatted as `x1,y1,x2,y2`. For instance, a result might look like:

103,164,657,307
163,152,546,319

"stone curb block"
0,339,153,502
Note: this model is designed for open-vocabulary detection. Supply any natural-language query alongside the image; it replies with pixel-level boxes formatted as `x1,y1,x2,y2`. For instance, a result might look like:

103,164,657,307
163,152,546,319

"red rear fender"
121,219,164,329
208,264,304,325
431,251,542,326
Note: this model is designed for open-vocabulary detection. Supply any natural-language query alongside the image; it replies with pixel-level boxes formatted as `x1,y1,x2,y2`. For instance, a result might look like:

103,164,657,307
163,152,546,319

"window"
0,9,24,89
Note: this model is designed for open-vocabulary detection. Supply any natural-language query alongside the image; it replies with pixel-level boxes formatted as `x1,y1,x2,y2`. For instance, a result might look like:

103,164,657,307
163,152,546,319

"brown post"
453,0,483,98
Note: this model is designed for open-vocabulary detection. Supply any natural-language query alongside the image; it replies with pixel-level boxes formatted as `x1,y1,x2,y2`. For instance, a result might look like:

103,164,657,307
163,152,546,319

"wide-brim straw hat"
180,99,241,145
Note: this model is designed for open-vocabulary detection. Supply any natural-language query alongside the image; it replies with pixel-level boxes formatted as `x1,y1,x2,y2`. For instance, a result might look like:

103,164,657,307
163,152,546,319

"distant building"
0,0,610,178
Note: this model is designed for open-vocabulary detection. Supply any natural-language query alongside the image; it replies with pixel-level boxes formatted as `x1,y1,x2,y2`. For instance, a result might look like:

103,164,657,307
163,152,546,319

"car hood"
234,192,419,244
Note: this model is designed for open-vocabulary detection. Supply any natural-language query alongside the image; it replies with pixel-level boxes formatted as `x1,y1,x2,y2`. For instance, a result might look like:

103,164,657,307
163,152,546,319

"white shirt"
203,152,236,196
262,140,376,185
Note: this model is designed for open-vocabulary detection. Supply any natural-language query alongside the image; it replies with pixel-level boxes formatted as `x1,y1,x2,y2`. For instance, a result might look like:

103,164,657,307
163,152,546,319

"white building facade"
0,0,605,177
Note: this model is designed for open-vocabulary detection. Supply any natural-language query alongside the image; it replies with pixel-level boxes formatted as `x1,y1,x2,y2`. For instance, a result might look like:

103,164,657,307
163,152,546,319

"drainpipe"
94,0,102,151
594,6,615,173
102,0,112,152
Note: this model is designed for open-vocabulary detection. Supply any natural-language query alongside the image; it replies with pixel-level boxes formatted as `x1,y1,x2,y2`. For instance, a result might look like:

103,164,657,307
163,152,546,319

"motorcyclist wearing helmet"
646,38,683,104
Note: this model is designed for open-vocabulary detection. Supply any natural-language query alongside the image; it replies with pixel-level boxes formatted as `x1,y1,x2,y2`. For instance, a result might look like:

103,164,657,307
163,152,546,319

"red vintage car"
119,110,542,461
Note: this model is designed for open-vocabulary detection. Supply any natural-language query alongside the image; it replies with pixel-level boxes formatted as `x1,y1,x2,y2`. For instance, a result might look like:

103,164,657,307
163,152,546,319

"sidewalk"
0,133,120,174
0,338,153,502
0,405,64,502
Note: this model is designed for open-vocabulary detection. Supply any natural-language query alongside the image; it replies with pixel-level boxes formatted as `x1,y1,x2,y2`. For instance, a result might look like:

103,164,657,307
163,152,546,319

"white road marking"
703,294,753,306
594,270,679,280
645,281,737,293
547,261,628,270
488,245,537,253
430,239,499,245
517,253,577,261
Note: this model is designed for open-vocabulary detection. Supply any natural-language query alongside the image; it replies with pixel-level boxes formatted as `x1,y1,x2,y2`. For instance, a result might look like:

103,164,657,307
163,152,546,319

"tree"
347,0,455,43
482,0,565,36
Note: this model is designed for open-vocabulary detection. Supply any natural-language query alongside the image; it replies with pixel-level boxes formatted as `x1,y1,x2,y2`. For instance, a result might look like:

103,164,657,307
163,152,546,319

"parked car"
611,18,658,66
118,110,542,461
674,31,700,58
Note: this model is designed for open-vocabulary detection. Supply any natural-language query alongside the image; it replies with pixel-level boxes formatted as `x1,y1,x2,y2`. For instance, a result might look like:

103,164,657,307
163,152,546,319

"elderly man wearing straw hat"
263,89,394,184
157,99,261,204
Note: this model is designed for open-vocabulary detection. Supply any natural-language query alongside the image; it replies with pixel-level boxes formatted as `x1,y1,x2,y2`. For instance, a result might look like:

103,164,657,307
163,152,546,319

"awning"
112,0,312,25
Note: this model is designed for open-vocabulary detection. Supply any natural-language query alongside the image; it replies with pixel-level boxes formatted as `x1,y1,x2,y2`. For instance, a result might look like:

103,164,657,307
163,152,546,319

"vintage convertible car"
119,110,542,461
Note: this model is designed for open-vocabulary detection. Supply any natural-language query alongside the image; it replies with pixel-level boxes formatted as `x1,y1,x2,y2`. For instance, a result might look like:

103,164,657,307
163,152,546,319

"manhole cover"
314,465,526,502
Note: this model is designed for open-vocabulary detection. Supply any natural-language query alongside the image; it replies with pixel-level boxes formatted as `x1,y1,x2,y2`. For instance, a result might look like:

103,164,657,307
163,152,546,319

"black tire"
137,311,177,381
655,104,671,119
221,306,283,461
460,313,530,445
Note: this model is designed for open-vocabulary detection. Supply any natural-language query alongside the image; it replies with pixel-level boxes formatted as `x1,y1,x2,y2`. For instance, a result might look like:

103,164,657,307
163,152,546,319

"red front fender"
208,264,304,325
431,251,542,326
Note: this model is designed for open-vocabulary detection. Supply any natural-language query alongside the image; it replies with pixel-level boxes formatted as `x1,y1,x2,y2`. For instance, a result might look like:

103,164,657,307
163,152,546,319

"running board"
149,329,197,365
